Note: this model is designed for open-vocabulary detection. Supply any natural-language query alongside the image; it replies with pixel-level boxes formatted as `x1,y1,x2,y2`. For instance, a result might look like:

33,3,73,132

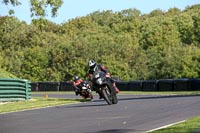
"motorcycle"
77,81,93,100
92,70,118,105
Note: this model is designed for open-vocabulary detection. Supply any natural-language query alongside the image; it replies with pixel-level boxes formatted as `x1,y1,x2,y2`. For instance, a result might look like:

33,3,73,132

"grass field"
0,97,88,114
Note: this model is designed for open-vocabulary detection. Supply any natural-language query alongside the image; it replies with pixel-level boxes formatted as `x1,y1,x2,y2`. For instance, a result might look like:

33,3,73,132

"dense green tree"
166,7,181,16
2,0,63,17
149,9,164,17
173,13,194,44
0,4,200,81
21,46,49,81
192,13,200,43
0,16,23,49
139,16,180,49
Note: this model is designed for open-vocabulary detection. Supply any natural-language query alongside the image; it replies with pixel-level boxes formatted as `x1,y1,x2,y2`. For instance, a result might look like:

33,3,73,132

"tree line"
0,4,200,82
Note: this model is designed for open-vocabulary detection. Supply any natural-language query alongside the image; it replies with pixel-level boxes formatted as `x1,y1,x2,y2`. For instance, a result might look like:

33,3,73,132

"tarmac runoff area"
1,94,200,133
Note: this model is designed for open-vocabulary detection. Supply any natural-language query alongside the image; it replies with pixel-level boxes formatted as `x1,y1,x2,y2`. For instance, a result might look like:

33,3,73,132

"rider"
87,59,120,98
73,75,94,100
72,75,83,96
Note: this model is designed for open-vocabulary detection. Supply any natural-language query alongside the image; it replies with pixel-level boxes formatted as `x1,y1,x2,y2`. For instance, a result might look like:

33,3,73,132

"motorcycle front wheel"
102,87,112,105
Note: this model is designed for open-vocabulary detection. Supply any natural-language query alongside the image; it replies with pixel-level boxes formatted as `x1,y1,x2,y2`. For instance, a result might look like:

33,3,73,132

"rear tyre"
112,95,118,104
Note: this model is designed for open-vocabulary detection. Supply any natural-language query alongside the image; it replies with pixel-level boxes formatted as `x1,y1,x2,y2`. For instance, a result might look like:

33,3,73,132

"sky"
0,0,199,24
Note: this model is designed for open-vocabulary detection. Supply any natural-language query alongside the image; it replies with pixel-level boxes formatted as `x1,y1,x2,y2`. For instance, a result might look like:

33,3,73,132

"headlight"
96,78,102,85
95,73,100,78
82,87,87,90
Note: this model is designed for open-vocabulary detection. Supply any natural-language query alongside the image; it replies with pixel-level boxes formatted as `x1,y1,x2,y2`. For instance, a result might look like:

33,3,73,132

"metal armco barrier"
0,78,31,102
31,78,200,92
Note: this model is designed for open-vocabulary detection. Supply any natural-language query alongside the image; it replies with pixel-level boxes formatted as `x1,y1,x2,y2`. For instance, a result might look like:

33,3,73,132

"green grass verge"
0,97,88,114
150,116,200,133
32,91,75,94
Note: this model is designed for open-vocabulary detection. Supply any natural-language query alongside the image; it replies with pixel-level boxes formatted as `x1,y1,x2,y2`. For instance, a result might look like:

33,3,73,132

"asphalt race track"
1,94,200,133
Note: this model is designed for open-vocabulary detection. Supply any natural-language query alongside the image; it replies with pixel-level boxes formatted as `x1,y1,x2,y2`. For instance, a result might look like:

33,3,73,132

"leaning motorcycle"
92,70,118,105
79,81,93,99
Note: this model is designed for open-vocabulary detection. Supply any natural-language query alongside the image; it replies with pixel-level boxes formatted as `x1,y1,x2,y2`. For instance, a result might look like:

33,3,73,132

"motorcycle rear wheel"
112,95,118,104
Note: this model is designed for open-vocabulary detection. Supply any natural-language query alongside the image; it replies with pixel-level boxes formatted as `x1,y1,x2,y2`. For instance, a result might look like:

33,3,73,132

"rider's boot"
90,94,94,100
74,88,80,96
112,83,119,93
97,92,103,99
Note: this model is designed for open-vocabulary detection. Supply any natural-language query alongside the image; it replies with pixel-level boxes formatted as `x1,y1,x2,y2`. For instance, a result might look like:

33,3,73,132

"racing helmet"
88,59,96,69
74,75,80,81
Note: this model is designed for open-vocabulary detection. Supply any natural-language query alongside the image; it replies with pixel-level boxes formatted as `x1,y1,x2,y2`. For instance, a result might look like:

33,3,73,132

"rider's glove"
106,73,111,77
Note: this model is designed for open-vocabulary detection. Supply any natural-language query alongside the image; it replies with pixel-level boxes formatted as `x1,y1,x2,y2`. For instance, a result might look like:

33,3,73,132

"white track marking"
146,120,186,132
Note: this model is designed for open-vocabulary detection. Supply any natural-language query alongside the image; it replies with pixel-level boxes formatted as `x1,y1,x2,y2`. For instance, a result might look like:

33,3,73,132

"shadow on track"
55,102,109,109
53,95,199,109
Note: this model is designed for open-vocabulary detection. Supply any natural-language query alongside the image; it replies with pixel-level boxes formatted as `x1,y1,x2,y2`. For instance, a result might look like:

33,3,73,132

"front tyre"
102,88,112,105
